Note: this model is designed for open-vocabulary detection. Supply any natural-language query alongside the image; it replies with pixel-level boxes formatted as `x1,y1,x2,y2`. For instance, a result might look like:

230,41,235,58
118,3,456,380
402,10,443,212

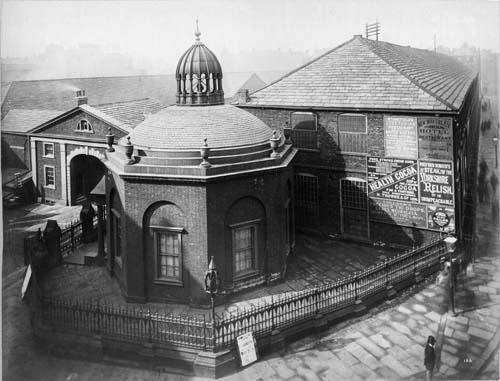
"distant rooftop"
243,35,477,111
1,72,282,119
1,98,164,134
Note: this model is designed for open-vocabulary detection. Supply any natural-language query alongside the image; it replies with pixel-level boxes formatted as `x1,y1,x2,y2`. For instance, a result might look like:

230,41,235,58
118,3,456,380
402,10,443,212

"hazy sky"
1,0,499,62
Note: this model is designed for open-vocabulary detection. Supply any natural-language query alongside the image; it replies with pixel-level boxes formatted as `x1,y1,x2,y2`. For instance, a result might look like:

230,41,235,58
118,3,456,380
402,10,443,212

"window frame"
338,113,367,154
111,208,122,267
290,111,318,151
294,172,320,228
43,165,56,189
42,142,55,158
76,119,94,133
151,226,184,286
230,219,261,280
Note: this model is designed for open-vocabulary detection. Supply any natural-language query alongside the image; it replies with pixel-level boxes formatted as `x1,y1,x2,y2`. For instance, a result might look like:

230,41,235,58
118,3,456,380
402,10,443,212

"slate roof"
244,35,477,111
1,109,62,133
1,72,284,119
94,98,164,128
2,98,163,134
128,104,273,150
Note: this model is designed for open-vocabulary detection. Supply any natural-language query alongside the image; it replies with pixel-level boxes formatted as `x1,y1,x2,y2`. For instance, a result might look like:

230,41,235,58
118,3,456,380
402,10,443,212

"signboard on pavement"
236,332,258,367
21,265,32,300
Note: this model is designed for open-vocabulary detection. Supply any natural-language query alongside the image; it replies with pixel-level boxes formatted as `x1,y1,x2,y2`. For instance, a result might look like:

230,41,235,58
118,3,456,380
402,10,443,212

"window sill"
153,278,184,287
338,151,368,156
43,185,56,189
233,269,259,282
42,155,55,159
296,147,320,152
74,130,95,134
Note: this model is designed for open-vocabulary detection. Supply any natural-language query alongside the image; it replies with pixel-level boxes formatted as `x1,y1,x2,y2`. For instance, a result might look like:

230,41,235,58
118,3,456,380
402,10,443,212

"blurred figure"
478,158,489,203
424,335,436,381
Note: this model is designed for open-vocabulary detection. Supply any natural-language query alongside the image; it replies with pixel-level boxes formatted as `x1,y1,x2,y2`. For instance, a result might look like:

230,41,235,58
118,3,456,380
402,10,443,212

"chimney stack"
237,89,249,104
76,89,88,106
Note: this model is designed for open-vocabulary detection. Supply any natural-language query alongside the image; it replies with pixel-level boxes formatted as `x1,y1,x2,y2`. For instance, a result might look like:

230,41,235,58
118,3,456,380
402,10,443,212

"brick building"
236,35,480,247
104,29,296,304
1,94,162,205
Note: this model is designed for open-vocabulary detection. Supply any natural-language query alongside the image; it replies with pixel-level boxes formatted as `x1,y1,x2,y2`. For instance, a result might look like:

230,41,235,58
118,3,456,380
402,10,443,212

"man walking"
424,335,436,381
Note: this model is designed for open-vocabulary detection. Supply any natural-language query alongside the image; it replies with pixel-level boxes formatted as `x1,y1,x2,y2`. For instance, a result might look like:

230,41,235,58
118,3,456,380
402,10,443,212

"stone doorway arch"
66,147,106,206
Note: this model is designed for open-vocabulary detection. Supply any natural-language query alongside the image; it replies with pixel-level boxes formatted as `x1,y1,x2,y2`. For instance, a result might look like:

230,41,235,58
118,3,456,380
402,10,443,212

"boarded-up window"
295,173,319,228
341,179,368,238
339,114,366,153
291,112,317,149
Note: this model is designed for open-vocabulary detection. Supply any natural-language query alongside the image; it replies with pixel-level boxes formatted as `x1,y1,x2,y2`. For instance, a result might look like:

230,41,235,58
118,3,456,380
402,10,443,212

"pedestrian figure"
490,173,498,197
478,158,489,203
492,199,499,223
424,335,436,381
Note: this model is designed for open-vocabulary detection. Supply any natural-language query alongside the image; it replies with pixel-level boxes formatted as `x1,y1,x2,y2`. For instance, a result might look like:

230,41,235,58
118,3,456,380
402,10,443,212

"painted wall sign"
419,160,454,206
384,116,418,159
417,117,453,160
367,157,418,202
427,206,455,232
236,332,258,367
370,199,427,228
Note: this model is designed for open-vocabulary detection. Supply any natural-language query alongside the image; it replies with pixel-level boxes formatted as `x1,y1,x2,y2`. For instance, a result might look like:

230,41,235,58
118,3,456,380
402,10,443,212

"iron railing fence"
37,237,446,352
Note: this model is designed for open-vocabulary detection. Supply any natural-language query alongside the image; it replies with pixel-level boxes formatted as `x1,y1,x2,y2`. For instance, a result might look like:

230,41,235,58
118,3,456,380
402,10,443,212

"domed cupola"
176,22,224,106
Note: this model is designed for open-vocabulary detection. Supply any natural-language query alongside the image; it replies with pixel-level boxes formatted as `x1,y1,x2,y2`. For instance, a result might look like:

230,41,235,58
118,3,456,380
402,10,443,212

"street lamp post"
204,256,221,348
444,235,458,316
493,137,498,168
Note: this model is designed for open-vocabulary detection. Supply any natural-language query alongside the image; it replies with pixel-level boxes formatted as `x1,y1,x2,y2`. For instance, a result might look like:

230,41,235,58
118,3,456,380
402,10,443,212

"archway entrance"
69,154,105,205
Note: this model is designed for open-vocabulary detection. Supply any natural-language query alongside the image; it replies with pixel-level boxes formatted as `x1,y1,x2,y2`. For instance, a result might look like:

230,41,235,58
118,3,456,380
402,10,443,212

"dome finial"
195,19,201,41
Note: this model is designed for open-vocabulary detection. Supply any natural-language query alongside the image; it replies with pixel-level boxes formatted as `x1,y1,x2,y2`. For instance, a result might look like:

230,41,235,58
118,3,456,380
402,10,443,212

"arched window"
76,119,94,133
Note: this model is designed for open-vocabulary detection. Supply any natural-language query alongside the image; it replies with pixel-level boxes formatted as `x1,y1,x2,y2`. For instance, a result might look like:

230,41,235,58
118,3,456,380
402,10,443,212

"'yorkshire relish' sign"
384,116,418,159
419,160,454,206
367,157,418,202
417,117,453,160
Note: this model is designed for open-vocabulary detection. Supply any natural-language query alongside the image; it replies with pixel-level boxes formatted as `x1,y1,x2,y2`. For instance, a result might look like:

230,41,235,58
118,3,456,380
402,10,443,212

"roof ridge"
360,37,456,110
93,97,155,107
248,36,358,98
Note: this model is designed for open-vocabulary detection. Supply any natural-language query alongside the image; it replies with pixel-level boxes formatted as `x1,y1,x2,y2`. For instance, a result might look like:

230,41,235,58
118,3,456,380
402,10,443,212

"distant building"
104,29,296,304
236,34,480,246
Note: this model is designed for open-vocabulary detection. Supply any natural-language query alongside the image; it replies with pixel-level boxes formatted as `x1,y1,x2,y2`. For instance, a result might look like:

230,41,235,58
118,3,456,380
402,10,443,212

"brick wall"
106,165,293,305
36,110,127,141
36,140,62,201
242,106,450,245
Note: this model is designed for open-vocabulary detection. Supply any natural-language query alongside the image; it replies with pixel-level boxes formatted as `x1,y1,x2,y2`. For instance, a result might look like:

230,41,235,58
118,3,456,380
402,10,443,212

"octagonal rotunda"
104,26,297,306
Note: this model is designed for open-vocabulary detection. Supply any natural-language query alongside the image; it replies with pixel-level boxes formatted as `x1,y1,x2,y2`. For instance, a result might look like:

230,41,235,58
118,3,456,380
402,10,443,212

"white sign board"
236,332,258,367
384,116,418,159
21,265,32,299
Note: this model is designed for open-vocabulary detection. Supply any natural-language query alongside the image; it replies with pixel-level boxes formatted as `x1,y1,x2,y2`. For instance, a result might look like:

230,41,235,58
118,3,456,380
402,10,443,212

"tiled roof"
128,104,273,150
2,98,163,134
1,109,61,133
245,36,477,111
94,98,164,128
1,72,285,119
